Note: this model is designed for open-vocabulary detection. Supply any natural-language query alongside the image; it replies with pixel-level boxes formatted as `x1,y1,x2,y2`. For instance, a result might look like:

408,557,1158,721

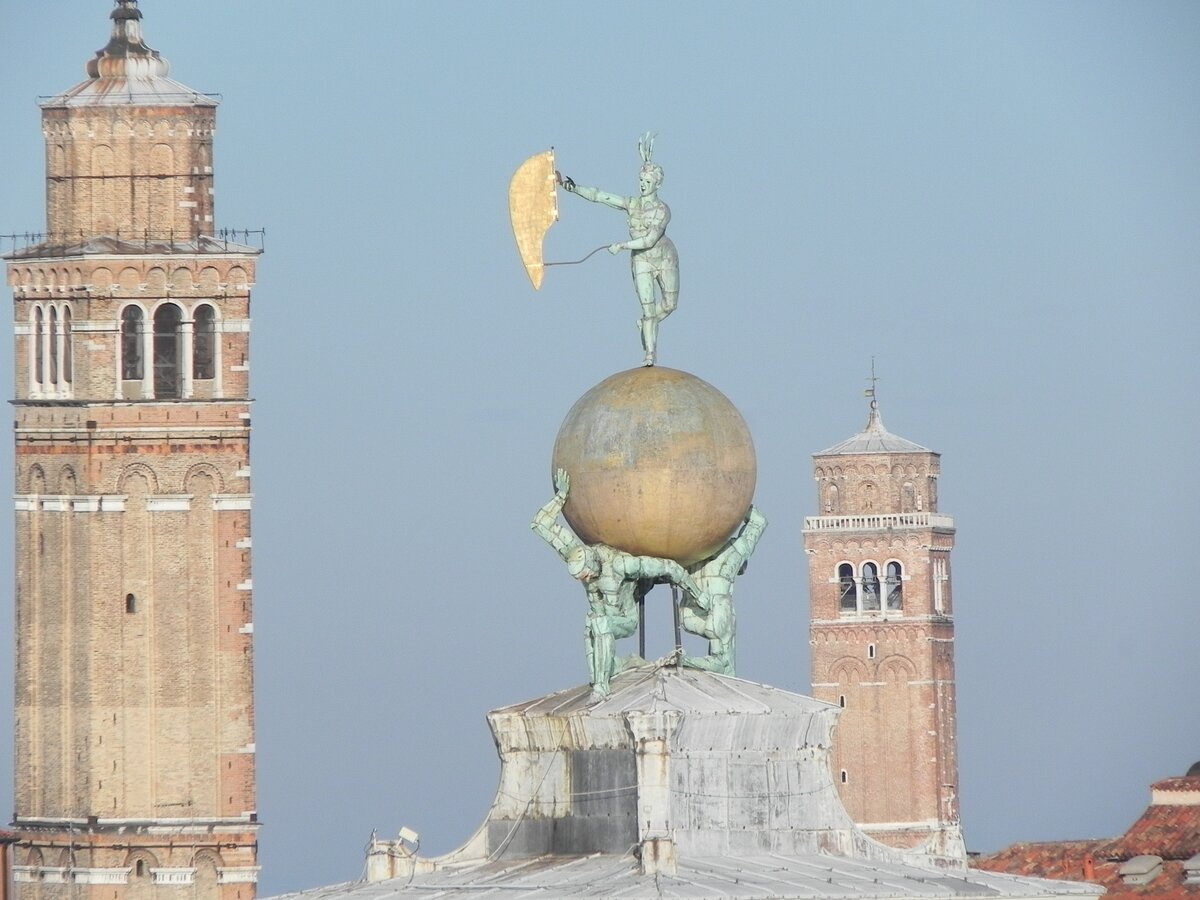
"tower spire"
86,0,170,79
864,357,886,433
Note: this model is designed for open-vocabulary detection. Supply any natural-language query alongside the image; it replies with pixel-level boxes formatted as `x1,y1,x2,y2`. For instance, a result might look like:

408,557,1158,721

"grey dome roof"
817,400,932,456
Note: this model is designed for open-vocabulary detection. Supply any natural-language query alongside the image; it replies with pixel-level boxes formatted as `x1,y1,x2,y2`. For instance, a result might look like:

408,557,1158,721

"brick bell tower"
803,390,964,860
5,3,259,896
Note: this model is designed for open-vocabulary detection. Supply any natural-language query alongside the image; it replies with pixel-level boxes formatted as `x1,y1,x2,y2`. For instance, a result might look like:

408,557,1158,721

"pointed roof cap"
817,395,933,456
87,1,170,79
41,1,217,110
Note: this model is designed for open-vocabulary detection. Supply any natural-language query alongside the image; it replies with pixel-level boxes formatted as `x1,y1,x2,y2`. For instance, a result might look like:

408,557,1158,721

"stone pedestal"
385,664,962,876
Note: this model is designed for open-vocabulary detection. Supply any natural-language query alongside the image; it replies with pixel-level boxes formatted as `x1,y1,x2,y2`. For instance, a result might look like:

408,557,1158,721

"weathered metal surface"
507,150,558,289
275,851,1103,899
39,1,218,110
315,668,1103,899
815,402,932,456
551,367,756,566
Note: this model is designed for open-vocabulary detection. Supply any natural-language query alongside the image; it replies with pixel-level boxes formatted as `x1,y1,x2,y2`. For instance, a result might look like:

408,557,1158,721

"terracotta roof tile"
1154,778,1200,794
975,844,1200,900
1096,804,1200,861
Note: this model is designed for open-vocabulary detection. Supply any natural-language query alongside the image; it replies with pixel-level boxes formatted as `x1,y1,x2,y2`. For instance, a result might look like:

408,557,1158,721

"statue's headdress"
638,132,664,185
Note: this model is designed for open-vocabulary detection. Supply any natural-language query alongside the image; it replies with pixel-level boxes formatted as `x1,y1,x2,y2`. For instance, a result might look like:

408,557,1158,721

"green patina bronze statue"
679,507,768,676
532,469,710,698
557,133,679,366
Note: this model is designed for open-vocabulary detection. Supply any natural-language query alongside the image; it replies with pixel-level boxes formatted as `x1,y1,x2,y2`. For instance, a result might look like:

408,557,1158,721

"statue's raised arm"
531,468,584,566
557,172,629,212
557,133,680,367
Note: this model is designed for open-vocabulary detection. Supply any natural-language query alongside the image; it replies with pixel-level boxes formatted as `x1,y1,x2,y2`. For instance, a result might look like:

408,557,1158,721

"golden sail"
508,149,558,290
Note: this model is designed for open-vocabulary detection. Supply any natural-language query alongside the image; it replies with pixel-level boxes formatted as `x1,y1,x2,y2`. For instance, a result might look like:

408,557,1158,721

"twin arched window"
31,303,72,396
837,561,903,615
120,302,217,398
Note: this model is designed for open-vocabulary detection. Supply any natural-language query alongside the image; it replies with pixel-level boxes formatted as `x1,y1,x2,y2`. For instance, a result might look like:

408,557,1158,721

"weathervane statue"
511,135,764,699
508,134,679,366
557,133,678,367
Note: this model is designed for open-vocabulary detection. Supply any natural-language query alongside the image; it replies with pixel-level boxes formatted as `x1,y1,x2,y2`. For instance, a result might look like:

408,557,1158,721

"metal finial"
112,0,142,21
864,358,884,430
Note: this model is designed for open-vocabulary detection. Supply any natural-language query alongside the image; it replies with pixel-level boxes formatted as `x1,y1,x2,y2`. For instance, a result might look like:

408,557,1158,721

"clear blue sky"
1,2,1198,895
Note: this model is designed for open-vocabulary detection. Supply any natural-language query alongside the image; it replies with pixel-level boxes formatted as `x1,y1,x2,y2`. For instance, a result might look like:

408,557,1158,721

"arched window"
901,482,916,513
62,307,73,384
125,594,137,614
48,307,59,384
861,562,881,611
153,303,183,398
886,561,903,611
838,563,856,613
193,304,216,380
121,306,144,380
825,483,839,514
33,307,45,385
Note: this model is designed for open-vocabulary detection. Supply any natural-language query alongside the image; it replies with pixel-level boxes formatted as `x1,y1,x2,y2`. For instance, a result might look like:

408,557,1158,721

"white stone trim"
41,867,69,884
41,496,69,512
146,495,193,512
217,867,260,884
236,537,252,548
12,866,39,883
13,323,32,335
73,497,101,512
151,868,196,885
69,320,114,333
235,466,251,478
220,319,251,333
230,363,249,372
238,743,257,754
102,495,127,512
237,579,253,591
14,497,38,511
1154,785,1200,806
73,868,130,884
239,622,254,634
213,494,253,511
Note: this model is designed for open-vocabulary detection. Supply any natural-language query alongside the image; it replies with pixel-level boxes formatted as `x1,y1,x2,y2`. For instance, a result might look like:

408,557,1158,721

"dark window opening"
886,561,903,611
121,307,144,380
839,695,846,708
125,593,137,614
867,643,876,660
34,308,45,385
153,303,183,398
861,562,881,611
838,563,856,613
840,770,848,784
193,304,216,380
48,307,59,384
62,308,73,384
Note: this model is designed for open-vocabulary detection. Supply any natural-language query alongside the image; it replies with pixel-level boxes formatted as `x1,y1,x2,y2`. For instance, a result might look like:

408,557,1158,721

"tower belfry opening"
5,3,261,897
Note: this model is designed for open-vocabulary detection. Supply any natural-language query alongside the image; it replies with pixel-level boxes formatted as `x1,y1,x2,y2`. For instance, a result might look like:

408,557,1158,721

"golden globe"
551,367,756,566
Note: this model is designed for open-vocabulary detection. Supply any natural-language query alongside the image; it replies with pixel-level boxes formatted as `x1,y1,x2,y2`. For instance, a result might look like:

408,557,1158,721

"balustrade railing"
802,512,954,532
